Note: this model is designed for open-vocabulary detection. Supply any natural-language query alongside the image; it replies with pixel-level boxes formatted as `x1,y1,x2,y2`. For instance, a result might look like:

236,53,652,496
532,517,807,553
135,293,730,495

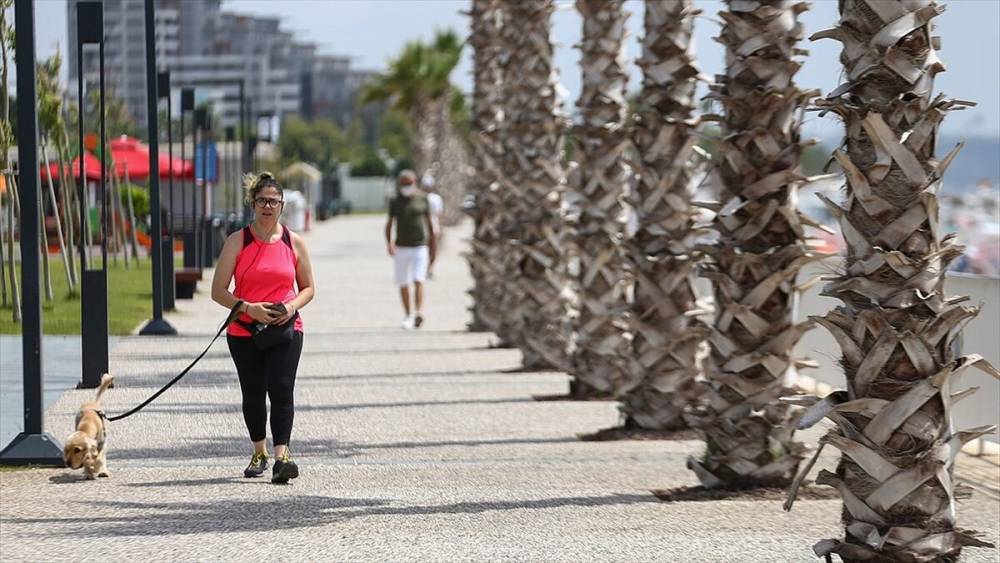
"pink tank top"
228,225,304,337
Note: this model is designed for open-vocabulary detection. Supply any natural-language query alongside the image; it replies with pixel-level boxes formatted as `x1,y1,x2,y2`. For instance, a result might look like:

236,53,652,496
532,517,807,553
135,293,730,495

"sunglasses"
254,198,284,209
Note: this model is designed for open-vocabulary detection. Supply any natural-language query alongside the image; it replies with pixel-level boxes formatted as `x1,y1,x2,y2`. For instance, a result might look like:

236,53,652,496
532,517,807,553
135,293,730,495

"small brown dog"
63,374,114,479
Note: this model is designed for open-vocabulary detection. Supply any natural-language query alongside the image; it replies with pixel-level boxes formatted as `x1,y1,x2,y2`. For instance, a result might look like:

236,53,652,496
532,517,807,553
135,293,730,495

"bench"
175,267,203,299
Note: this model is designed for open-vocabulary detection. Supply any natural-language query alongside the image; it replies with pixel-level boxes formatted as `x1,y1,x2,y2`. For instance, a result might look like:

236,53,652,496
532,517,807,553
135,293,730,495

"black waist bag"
236,312,299,350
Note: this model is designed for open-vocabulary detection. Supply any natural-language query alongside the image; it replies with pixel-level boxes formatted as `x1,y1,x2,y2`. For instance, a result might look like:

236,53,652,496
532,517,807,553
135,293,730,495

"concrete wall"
342,176,392,211
795,263,1000,444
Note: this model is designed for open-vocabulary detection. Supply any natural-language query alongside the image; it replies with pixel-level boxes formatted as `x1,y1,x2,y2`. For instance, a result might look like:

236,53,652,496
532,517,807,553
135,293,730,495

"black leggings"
227,332,303,446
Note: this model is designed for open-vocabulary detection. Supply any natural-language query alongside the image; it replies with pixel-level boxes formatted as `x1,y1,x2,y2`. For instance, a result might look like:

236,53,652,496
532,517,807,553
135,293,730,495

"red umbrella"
110,135,193,180
40,152,104,182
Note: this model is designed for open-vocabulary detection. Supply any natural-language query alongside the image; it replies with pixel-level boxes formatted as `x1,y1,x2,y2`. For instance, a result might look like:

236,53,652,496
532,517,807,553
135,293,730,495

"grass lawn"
0,256,161,335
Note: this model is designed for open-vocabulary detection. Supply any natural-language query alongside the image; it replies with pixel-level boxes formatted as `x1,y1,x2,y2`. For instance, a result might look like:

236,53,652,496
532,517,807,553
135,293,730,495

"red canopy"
110,135,193,180
40,152,104,182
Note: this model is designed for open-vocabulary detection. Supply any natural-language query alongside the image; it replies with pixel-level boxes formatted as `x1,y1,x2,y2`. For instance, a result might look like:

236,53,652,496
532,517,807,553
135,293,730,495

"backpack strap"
242,226,254,249
281,225,293,250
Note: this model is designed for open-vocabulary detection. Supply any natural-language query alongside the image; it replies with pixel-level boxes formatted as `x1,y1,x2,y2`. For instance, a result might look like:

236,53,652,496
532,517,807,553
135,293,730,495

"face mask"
401,185,417,197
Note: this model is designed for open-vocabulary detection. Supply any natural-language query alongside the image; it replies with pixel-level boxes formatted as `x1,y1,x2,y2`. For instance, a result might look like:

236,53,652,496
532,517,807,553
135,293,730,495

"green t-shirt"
389,193,430,247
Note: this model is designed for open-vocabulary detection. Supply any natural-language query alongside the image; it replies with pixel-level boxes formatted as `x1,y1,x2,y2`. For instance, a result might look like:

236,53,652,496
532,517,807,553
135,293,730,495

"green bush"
392,157,412,177
120,184,150,218
350,152,390,177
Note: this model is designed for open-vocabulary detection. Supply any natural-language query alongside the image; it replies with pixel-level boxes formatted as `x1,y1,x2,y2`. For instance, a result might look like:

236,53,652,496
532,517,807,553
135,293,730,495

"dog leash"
107,301,245,422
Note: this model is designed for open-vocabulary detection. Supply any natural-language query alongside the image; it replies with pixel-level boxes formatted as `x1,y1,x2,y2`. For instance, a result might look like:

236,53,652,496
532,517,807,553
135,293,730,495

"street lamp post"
180,88,194,268
157,70,176,310
139,0,176,336
77,0,110,389
0,0,63,466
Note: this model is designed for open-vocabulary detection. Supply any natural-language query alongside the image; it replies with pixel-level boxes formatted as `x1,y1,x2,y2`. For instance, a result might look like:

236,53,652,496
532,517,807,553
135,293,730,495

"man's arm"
385,213,396,257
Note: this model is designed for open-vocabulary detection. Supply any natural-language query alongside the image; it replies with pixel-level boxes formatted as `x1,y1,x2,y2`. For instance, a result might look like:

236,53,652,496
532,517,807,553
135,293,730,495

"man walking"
386,170,436,329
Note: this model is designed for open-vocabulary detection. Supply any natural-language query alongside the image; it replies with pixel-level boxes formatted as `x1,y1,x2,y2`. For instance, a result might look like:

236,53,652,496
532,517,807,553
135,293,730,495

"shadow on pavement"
12,493,660,537
129,396,539,416
112,435,580,462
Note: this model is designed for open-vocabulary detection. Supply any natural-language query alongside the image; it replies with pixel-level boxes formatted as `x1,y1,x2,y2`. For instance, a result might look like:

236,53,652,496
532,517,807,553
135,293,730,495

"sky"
20,0,1000,141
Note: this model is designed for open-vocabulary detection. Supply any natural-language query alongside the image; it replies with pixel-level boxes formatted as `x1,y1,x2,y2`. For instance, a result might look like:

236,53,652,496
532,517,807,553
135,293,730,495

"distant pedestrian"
386,170,436,329
421,173,444,279
211,171,315,484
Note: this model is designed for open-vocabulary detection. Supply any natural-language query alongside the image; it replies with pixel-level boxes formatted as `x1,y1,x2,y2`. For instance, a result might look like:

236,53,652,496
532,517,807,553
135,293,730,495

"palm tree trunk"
498,0,573,370
619,0,710,430
784,1,998,560
409,95,436,176
432,86,469,229
468,0,505,333
687,0,821,489
569,0,633,394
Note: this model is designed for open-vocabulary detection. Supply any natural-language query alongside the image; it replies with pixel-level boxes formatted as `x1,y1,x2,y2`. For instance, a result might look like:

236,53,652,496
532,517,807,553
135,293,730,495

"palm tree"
467,0,505,333
362,31,466,225
617,0,709,429
783,1,998,560
568,0,632,395
496,0,573,370
686,0,822,489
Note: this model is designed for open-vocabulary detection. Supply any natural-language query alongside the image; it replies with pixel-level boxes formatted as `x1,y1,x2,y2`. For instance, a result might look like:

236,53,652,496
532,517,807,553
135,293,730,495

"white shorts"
394,245,429,287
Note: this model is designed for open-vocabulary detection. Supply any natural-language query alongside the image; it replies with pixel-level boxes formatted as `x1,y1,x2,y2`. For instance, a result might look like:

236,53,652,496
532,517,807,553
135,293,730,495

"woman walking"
212,171,315,484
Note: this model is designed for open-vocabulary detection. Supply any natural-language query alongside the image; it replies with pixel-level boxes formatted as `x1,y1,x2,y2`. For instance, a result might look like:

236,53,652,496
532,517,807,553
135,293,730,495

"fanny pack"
233,300,299,350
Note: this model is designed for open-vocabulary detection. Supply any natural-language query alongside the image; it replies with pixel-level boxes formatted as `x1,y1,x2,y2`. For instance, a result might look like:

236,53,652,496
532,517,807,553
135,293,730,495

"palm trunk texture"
784,1,999,560
568,0,633,394
687,0,823,489
497,0,574,370
467,0,505,333
618,0,709,430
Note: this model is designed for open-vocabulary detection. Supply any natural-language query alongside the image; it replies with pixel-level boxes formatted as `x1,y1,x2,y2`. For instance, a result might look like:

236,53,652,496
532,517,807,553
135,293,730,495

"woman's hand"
272,303,298,326
246,302,279,324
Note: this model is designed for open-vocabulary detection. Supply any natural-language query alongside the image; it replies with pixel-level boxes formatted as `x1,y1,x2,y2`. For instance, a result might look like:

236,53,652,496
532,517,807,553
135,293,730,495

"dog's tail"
94,373,115,402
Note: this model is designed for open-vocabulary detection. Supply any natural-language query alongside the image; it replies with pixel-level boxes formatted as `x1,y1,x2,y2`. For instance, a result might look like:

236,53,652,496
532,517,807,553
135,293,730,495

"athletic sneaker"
271,451,299,484
401,315,416,330
414,312,424,328
244,452,268,478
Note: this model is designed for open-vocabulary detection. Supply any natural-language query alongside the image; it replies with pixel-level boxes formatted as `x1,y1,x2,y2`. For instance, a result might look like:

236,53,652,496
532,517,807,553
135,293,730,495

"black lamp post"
225,125,237,233
193,107,207,268
139,0,176,336
180,88,195,269
77,0,110,389
0,0,63,466
157,70,176,310
195,108,215,268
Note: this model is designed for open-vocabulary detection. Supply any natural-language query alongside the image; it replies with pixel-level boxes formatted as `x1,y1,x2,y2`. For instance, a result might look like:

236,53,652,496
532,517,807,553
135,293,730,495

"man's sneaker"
401,315,416,330
271,452,299,484
244,452,268,478
414,312,424,328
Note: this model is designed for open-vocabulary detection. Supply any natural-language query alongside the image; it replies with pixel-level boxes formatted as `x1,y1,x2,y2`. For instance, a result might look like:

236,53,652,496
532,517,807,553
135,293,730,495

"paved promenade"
1,215,997,562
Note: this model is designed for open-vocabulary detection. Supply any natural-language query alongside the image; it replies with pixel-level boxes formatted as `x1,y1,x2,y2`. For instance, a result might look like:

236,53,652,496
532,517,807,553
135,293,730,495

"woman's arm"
275,232,315,325
211,232,278,324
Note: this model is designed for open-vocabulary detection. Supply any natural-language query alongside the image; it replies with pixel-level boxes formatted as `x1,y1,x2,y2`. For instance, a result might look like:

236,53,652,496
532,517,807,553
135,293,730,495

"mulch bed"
652,484,839,503
577,426,701,442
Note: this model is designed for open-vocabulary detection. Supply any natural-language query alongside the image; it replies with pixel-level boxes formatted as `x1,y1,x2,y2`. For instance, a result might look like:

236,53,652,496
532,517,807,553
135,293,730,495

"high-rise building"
68,0,377,138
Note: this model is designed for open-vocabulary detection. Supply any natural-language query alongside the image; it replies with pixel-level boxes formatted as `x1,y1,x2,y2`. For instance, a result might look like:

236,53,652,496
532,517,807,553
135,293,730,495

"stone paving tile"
2,216,998,563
